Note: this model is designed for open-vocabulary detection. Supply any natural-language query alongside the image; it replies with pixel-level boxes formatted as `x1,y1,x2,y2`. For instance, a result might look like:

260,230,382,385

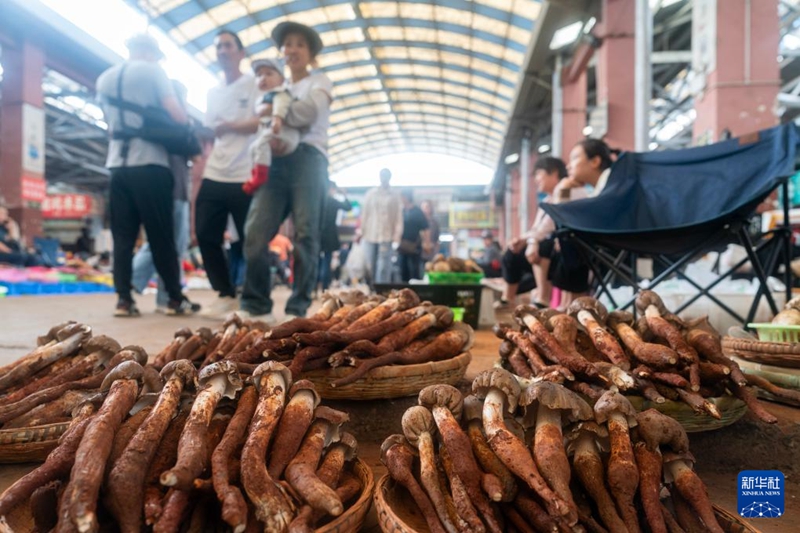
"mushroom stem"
575,309,629,369
666,460,724,533
418,432,459,533
606,411,641,533
533,403,578,524
571,432,627,533
465,420,517,502
634,442,667,533
481,388,570,522
268,384,320,479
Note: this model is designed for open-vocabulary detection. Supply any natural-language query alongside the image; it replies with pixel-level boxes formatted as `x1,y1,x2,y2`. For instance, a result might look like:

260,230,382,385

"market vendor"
0,205,42,268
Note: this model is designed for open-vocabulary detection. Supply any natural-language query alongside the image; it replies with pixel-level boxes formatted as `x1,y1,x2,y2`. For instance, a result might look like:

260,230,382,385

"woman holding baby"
240,21,333,322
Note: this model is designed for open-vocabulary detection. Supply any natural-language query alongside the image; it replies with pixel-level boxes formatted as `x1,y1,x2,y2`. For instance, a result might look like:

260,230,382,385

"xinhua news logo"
738,470,785,519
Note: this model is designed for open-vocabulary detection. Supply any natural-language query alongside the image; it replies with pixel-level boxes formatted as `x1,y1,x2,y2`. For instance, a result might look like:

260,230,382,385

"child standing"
242,58,300,195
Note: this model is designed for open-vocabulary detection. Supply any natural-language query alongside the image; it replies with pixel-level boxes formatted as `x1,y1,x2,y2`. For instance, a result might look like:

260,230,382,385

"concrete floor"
0,290,798,531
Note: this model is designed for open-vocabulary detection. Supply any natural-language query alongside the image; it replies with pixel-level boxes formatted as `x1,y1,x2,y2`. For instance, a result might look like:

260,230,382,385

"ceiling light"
583,17,597,34
504,153,519,164
538,144,551,154
549,21,583,51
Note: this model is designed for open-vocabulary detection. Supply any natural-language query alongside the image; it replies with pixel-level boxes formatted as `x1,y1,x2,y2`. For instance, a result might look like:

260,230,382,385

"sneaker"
238,310,278,326
114,299,141,317
155,305,168,314
166,297,201,316
199,296,238,319
493,299,512,311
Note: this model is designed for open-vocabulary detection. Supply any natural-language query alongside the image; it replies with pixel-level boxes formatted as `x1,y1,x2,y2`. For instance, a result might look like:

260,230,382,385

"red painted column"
597,0,636,151
561,70,588,157
693,0,780,144
0,39,46,245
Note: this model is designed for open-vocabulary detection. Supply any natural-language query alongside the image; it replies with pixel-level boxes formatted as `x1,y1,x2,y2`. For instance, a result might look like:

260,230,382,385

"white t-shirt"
203,74,260,183
286,71,333,158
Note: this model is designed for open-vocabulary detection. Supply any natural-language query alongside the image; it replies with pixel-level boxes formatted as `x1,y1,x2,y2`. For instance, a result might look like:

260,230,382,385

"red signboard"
21,175,47,203
42,194,93,219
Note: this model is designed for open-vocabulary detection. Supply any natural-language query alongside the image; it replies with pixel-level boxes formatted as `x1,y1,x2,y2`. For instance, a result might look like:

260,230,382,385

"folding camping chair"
541,124,799,325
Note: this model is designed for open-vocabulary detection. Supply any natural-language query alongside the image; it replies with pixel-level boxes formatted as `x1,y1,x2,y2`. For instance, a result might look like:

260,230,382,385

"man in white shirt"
195,30,260,318
361,168,404,284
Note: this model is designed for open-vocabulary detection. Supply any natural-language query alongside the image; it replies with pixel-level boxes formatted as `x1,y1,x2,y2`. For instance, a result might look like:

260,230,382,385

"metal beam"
651,50,692,63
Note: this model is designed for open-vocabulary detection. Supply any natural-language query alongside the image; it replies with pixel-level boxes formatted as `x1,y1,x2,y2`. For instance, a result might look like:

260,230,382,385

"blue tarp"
542,124,799,254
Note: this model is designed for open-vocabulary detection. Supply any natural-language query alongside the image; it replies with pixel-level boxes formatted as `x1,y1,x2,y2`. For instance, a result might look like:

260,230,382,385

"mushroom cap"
196,327,214,342
252,361,292,392
101,360,145,391
662,450,696,483
119,346,148,366
288,379,321,409
380,434,409,464
564,421,610,455
462,395,484,422
492,322,514,340
314,406,350,426
430,306,455,328
198,360,243,399
223,313,244,328
338,290,367,306
402,406,437,448
336,431,359,460
174,327,193,339
498,340,515,359
567,297,609,324
520,381,593,423
472,368,521,413
82,335,122,357
593,390,638,426
56,323,91,342
418,384,463,421
38,321,77,345
635,408,690,454
635,290,669,316
451,322,476,352
394,288,421,309
538,308,562,328
141,365,164,394
608,310,634,328
160,359,198,388
512,304,541,326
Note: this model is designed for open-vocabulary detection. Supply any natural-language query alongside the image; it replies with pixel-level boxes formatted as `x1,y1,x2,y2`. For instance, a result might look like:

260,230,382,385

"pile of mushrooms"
425,254,483,274
152,288,473,388
0,358,364,532
494,291,799,424
383,375,726,533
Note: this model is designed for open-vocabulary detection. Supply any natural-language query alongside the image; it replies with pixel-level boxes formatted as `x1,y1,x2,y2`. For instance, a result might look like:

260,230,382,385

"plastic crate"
375,283,482,329
748,323,800,343
427,272,484,285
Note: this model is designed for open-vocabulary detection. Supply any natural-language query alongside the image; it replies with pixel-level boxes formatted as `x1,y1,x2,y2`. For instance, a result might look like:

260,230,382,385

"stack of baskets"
723,323,800,405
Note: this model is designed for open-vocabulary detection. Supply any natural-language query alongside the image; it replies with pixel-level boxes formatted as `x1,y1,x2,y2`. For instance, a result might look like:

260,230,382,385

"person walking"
95,34,198,316
240,21,333,322
319,181,352,291
130,81,196,313
420,200,440,265
398,189,430,282
361,168,403,284
196,29,260,318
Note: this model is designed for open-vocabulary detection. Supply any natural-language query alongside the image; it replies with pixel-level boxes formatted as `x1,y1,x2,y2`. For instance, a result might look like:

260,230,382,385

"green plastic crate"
748,323,800,343
427,271,484,285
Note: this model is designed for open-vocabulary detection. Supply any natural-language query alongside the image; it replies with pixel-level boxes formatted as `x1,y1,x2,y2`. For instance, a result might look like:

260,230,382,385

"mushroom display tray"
0,421,71,464
723,336,800,368
373,475,762,533
301,351,471,400
0,458,375,533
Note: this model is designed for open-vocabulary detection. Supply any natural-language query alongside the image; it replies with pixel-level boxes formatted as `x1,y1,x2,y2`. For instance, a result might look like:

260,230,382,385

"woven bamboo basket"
0,458,374,533
374,475,761,533
0,421,71,464
496,359,748,433
301,352,472,400
722,336,800,368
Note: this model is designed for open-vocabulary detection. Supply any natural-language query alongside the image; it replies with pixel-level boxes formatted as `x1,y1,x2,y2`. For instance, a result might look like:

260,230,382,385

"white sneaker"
200,296,239,319
238,311,278,326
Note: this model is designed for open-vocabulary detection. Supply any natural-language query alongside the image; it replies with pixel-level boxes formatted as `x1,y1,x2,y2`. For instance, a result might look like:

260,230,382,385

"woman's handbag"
398,238,420,255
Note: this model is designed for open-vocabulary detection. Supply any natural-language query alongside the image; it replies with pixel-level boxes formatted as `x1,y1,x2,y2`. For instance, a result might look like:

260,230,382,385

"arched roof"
132,0,541,171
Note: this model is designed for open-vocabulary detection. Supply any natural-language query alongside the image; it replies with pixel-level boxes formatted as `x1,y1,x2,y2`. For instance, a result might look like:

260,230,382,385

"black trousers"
399,252,421,282
110,165,181,302
195,179,252,298
501,249,536,295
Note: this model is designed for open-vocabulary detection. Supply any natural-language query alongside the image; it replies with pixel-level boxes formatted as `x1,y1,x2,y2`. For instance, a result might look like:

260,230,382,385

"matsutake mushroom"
470,371,570,524
663,451,724,533
402,406,459,533
567,297,629,369
462,396,517,503
268,380,321,480
519,380,593,526
593,391,641,533
608,310,677,369
161,360,242,490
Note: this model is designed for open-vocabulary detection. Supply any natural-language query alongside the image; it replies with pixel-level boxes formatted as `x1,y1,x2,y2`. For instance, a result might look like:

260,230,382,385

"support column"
560,69,588,159
597,0,637,151
519,131,531,237
0,39,46,245
693,0,780,144
634,0,653,152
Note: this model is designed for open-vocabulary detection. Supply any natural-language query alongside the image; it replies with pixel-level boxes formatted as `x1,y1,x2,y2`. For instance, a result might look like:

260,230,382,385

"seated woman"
0,206,42,267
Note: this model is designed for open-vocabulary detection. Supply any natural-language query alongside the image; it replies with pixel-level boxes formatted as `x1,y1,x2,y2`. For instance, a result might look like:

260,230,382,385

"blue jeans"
241,144,327,316
132,200,190,306
366,242,395,284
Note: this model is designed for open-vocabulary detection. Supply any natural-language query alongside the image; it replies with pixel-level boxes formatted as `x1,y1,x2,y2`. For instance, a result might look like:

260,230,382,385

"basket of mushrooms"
493,290,798,432
163,289,474,401
374,378,760,533
0,360,374,532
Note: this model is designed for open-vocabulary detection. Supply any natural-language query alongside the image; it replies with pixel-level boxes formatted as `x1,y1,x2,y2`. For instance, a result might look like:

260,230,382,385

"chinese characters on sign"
449,202,496,229
21,176,47,203
741,476,781,491
42,194,93,219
